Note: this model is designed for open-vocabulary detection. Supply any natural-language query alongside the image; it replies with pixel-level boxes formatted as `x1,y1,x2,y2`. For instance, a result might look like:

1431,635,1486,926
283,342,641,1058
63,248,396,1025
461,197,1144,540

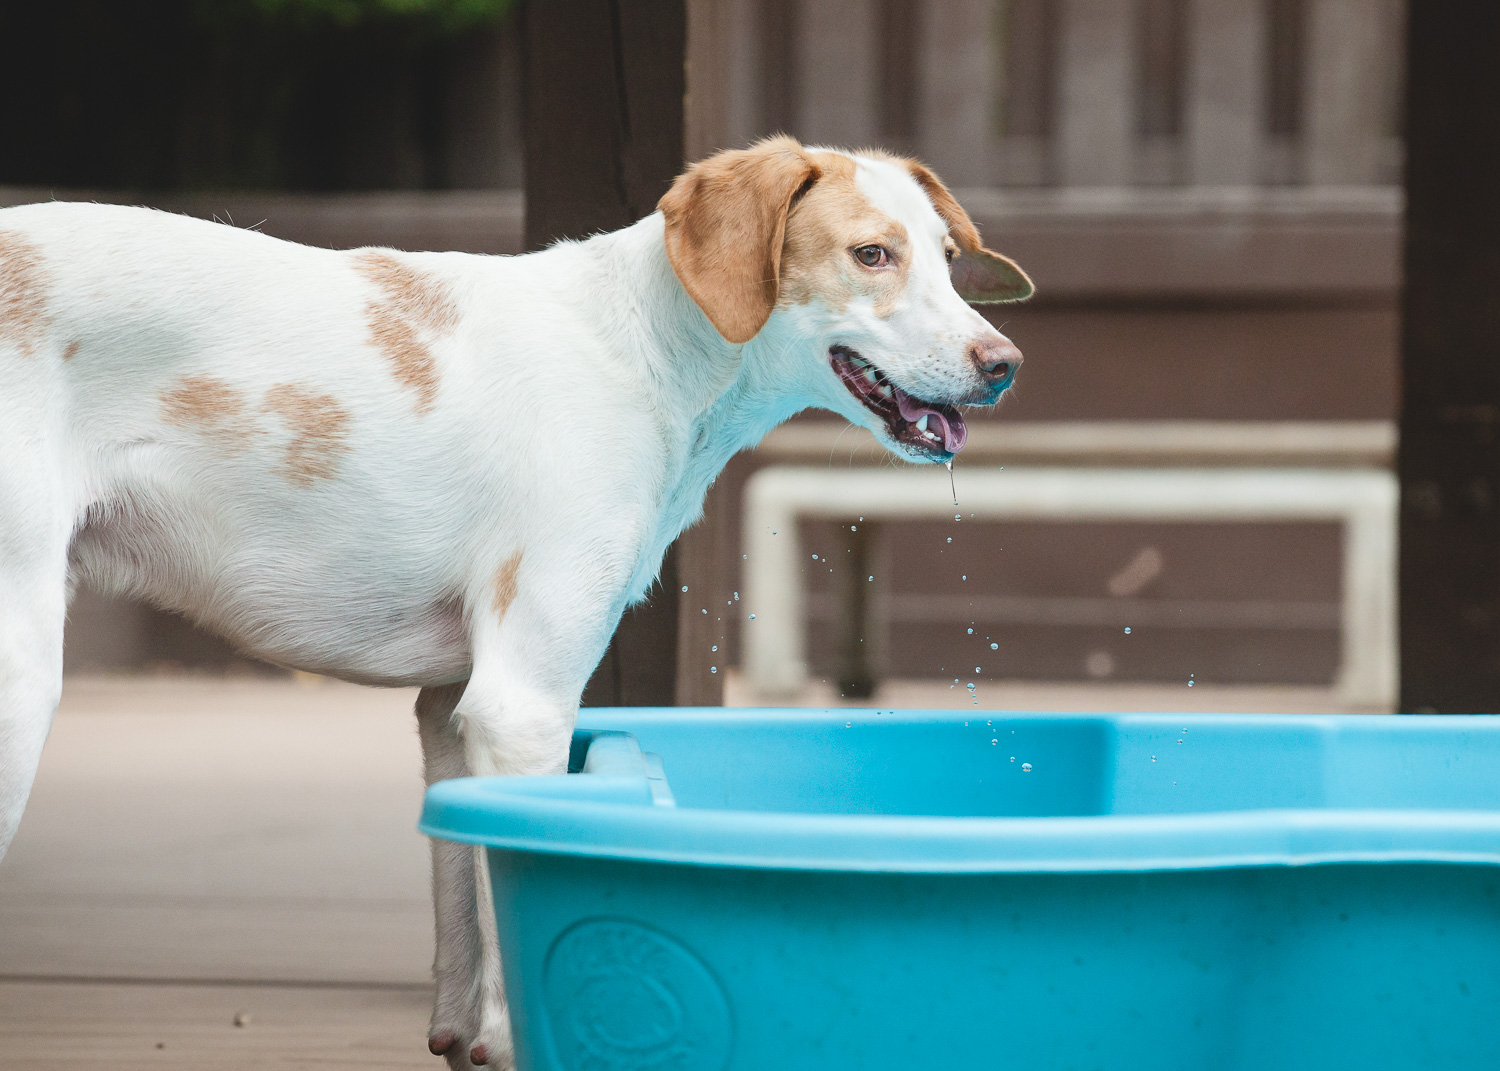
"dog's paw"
428,1019,514,1070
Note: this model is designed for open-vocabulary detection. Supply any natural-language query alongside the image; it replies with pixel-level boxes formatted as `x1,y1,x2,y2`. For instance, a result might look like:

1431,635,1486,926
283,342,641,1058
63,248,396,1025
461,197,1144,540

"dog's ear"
903,160,1034,303
659,136,822,344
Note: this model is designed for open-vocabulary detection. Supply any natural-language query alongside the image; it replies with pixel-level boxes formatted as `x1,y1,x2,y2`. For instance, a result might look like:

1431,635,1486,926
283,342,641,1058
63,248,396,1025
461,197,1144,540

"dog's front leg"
416,639,581,1070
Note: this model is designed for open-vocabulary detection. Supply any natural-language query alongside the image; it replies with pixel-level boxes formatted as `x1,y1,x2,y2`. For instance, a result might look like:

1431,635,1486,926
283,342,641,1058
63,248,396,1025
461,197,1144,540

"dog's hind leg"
416,681,510,1071
0,428,72,862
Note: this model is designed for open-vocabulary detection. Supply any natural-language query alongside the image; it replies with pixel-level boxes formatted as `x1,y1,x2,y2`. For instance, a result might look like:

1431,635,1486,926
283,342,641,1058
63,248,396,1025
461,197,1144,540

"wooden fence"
720,0,1405,188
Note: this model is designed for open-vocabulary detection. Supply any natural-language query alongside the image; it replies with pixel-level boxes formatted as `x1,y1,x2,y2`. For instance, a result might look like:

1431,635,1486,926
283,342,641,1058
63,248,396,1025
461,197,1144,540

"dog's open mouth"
830,345,968,457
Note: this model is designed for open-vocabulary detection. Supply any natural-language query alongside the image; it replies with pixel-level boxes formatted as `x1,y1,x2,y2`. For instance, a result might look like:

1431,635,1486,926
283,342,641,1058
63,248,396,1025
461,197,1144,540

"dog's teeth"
862,368,879,386
916,415,929,432
877,384,894,399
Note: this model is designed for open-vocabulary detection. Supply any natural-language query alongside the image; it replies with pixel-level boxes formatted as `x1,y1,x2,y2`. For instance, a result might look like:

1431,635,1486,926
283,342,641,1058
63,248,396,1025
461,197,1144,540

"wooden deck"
0,676,434,1068
0,980,431,1070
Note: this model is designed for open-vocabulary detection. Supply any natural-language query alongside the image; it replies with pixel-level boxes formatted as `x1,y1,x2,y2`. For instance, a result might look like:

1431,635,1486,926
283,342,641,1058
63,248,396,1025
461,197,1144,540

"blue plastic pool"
421,710,1500,1071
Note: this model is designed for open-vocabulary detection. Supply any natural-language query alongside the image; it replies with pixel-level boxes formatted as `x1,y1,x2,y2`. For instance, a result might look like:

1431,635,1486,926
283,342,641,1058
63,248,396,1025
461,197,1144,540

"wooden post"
795,0,879,145
1057,0,1135,186
722,0,763,148
671,0,736,707
995,0,1056,186
1399,5,1500,713
1185,0,1265,185
833,522,877,698
918,0,1000,185
522,0,686,706
1305,0,1395,185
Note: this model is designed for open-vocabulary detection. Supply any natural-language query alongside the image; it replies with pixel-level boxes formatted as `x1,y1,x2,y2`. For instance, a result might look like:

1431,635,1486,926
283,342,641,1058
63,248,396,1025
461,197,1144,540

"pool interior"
571,713,1500,819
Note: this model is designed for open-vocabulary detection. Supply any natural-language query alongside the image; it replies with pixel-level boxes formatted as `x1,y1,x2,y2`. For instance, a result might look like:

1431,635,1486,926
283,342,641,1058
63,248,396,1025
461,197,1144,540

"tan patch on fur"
352,250,459,413
61,340,81,361
777,152,910,318
161,375,262,443
0,231,49,357
262,383,352,485
659,135,823,344
492,550,524,619
898,159,1034,303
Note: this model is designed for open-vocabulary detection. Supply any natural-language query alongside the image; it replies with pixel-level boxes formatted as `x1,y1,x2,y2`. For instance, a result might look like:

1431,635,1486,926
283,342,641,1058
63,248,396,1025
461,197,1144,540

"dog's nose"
970,336,1023,385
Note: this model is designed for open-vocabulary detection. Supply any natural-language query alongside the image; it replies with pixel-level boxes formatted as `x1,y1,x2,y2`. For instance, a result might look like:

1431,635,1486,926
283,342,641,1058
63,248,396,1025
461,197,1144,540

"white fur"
0,149,1020,1069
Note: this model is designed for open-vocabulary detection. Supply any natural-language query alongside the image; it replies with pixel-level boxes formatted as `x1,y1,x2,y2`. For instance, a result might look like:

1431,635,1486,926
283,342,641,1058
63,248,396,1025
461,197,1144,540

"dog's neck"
575,214,819,599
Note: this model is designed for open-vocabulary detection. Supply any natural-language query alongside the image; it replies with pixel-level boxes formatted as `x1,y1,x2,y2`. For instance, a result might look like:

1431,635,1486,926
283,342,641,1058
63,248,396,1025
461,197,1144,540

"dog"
0,135,1030,1068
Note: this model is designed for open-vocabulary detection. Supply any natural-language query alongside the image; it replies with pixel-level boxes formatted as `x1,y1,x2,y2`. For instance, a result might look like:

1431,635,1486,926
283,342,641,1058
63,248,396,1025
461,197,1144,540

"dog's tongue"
896,390,968,453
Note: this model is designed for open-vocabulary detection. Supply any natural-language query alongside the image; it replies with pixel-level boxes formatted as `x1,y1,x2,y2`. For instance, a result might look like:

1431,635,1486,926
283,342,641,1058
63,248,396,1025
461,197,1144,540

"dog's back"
0,203,656,688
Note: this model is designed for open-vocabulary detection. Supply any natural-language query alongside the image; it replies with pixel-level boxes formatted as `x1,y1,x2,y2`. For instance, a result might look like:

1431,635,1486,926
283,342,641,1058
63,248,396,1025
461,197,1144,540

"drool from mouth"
829,344,968,458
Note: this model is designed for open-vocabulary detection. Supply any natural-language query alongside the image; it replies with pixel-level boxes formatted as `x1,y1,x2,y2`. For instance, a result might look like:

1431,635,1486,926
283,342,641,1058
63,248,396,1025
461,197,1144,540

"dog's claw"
469,1044,490,1065
428,1032,457,1056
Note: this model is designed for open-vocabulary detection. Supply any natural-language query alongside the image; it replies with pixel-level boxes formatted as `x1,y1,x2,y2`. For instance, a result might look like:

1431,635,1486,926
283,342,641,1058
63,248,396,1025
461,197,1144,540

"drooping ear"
903,160,1035,303
659,136,822,344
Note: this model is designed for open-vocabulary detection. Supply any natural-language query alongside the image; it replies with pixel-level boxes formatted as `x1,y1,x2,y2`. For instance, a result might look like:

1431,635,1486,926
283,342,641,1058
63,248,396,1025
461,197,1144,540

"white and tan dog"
0,136,1030,1067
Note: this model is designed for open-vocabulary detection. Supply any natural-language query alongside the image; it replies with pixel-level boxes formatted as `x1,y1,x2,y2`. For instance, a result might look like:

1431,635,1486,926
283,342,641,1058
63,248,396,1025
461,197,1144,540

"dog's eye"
852,245,889,268
945,247,958,264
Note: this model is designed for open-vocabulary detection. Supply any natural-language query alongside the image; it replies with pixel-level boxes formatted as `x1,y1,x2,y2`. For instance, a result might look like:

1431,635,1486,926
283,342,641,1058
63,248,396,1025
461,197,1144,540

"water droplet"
711,644,718,652
1187,680,1194,687
967,627,974,634
742,553,747,559
1022,762,1032,772
771,530,777,535
954,514,962,521
975,667,982,674
748,613,756,619
1178,738,1183,744
967,682,976,690
990,642,999,650
1010,755,1016,762
954,678,960,684
710,666,718,673
845,721,852,728
811,553,819,560
701,608,708,614
1151,755,1157,761
680,585,688,592
733,592,739,600
867,575,874,581
1123,626,1131,634
961,574,967,580
946,536,953,543
990,738,997,745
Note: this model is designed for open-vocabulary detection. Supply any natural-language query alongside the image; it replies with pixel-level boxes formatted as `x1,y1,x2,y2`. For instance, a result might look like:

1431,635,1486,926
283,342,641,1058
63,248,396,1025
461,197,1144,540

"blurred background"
2,0,1406,712
0,2,1442,1063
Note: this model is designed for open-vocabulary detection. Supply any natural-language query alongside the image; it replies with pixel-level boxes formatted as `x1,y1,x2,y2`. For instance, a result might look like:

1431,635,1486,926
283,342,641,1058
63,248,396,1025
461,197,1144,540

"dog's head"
660,135,1032,462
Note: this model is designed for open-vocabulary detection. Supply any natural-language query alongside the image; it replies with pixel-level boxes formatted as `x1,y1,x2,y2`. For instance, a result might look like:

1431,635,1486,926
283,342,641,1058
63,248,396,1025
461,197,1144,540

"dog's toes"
468,1043,490,1065
428,1031,458,1056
